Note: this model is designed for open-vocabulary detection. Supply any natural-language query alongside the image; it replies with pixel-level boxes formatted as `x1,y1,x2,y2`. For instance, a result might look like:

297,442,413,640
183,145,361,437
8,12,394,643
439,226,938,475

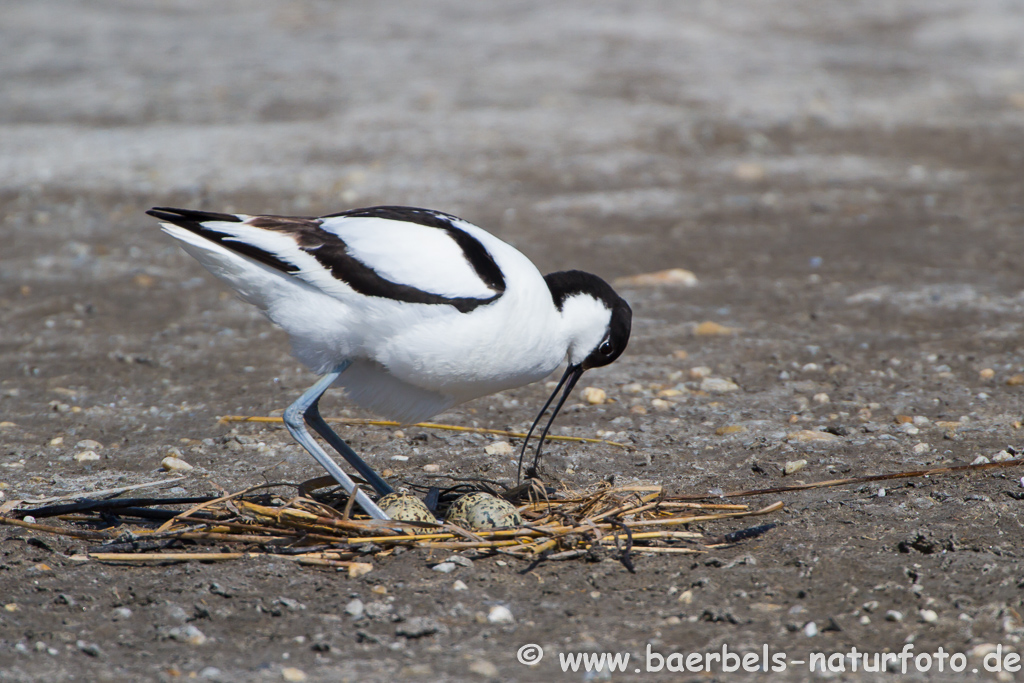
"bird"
147,205,632,520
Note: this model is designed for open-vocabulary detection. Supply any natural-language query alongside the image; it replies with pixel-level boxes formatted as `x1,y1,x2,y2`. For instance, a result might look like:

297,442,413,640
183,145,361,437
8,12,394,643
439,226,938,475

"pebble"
912,443,930,454
468,659,499,678
783,459,808,475
672,349,689,360
0,421,16,430
76,439,103,450
804,621,818,637
74,450,101,463
483,441,514,456
347,562,373,578
785,430,839,443
898,423,920,435
920,609,939,623
111,607,133,620
432,562,458,574
161,455,194,472
862,600,879,613
390,455,409,461
167,624,208,645
715,425,745,436
971,455,991,465
650,398,672,411
487,605,514,624
992,450,1016,462
979,368,995,380
694,321,736,336
76,640,102,657
812,393,830,404
49,436,64,446
446,555,474,568
885,610,904,622
421,463,440,473
453,580,468,591
689,366,712,380
345,599,364,618
700,377,739,393
613,268,698,288
281,668,308,682
1007,374,1024,386
396,617,441,638
581,386,607,404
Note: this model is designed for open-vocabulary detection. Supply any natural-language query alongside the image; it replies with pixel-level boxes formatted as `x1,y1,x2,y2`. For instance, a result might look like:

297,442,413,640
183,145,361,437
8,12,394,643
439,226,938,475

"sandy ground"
3,1,1024,681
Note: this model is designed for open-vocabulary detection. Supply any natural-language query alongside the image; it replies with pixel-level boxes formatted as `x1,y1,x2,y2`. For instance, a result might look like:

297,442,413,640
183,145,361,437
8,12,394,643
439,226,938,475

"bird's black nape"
516,363,586,483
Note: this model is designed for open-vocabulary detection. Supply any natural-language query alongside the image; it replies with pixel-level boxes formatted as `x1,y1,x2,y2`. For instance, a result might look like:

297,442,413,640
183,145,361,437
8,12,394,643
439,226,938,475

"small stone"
700,377,739,393
812,393,830,405
992,450,1016,462
390,455,409,461
370,585,387,595
859,615,871,624
1007,374,1024,386
677,590,693,605
650,398,671,411
971,455,991,465
468,659,499,678
898,423,920,435
111,607,133,620
421,463,441,473
446,555,473,568
396,617,442,638
487,605,514,624
0,421,16,430
689,366,712,379
393,430,405,439
804,621,818,637
657,388,684,398
74,450,101,463
614,268,698,288
281,668,308,682
920,609,939,623
715,425,746,436
980,368,995,380
862,600,879,613
161,455,194,472
629,404,648,415
912,443,930,454
694,321,736,336
733,161,766,181
345,599,364,618
199,668,223,680
347,563,373,578
895,415,913,424
77,640,102,657
581,387,607,405
672,350,689,360
783,459,808,475
483,441,514,456
49,437,64,446
167,624,208,645
433,562,458,574
453,580,468,591
76,439,103,450
785,430,839,443
885,610,904,622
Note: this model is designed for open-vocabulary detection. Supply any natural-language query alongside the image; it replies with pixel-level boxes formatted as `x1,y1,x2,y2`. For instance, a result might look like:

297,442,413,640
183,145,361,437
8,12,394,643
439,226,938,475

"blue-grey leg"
283,362,390,520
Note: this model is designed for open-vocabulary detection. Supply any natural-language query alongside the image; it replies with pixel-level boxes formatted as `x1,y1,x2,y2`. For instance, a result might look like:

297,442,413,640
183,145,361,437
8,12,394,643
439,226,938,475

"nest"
2,456,1020,575
0,477,782,574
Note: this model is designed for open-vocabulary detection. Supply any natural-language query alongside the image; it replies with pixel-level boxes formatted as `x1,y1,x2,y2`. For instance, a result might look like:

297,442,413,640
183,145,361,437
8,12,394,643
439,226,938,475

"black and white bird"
148,206,632,519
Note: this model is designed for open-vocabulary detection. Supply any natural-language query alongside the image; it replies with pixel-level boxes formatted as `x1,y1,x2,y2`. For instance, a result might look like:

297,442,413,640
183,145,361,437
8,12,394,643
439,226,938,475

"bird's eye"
599,340,614,355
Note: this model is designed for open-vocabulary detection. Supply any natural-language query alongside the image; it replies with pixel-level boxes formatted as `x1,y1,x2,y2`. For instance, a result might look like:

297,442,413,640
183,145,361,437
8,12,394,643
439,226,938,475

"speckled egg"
445,492,522,530
376,493,436,525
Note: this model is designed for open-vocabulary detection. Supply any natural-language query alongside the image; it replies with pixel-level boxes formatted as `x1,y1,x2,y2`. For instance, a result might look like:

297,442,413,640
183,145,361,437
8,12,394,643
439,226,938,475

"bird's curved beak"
517,363,586,482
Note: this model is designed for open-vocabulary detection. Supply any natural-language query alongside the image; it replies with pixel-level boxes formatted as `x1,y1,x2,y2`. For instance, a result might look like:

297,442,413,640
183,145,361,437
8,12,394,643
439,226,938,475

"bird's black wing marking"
150,207,502,313
147,207,299,274
324,206,507,293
